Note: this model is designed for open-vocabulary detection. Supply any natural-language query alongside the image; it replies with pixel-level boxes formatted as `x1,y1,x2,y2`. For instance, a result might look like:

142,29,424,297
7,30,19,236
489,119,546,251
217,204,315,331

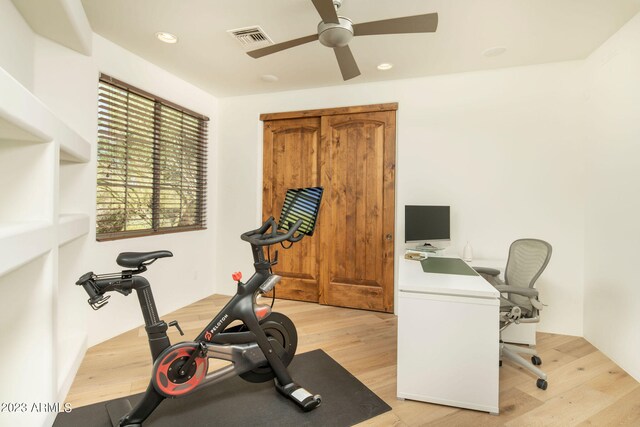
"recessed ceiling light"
156,32,178,44
377,63,393,71
261,74,279,82
483,46,507,57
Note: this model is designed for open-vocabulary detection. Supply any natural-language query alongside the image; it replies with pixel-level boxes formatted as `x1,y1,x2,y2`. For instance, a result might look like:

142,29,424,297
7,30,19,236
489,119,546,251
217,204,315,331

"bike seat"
116,250,173,268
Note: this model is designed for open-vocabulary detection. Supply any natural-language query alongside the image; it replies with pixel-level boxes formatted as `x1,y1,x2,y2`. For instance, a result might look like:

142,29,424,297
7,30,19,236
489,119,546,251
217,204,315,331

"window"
96,74,208,241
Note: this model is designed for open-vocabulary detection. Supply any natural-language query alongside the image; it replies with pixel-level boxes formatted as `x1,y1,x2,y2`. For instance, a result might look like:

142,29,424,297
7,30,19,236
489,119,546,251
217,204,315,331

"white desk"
396,256,500,414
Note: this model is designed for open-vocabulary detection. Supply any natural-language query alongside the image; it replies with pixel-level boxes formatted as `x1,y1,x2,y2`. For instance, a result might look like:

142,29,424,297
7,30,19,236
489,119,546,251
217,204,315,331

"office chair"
474,239,552,390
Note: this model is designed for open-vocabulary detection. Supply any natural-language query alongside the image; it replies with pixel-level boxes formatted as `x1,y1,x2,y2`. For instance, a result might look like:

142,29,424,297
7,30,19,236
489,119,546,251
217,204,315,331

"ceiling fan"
247,0,439,81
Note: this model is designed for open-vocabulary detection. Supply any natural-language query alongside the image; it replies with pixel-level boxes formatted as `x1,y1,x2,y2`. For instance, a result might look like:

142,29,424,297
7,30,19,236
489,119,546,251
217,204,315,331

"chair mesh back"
505,239,552,308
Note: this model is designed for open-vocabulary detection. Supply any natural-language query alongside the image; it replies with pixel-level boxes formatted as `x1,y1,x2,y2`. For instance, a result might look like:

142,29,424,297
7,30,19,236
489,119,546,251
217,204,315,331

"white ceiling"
80,0,640,97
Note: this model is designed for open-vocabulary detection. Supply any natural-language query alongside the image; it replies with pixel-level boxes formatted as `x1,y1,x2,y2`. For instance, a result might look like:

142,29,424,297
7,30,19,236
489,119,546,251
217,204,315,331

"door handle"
385,234,393,241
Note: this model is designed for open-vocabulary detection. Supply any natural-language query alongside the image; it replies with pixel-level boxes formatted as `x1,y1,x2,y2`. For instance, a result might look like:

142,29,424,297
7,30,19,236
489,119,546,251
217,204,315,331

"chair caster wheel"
531,356,542,366
536,379,548,390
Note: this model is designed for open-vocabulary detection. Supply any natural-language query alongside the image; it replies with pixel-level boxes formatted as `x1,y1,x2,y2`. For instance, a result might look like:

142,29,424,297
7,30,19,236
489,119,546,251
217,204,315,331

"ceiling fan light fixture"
377,63,393,71
318,17,354,47
155,32,178,44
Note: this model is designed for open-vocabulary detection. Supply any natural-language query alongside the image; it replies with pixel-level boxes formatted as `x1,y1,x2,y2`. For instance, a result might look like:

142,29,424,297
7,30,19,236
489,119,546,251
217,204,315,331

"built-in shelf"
59,127,91,163
0,71,51,144
0,66,90,163
0,64,91,278
11,0,93,57
0,221,53,277
58,214,90,246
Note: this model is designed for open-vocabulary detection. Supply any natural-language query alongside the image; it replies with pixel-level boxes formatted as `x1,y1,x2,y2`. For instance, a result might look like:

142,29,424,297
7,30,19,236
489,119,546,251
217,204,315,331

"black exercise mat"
54,349,391,427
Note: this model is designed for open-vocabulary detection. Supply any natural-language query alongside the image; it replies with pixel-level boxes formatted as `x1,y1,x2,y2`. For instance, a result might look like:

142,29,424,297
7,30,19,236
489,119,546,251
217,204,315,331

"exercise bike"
76,187,324,426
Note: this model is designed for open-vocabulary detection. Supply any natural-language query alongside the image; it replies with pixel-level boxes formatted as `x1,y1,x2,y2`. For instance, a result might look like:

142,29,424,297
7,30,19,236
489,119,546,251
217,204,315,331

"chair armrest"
494,285,538,297
473,267,500,276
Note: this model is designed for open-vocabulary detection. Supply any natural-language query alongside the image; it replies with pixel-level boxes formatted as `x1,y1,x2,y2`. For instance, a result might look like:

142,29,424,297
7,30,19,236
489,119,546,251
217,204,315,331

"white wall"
217,62,586,336
583,13,640,382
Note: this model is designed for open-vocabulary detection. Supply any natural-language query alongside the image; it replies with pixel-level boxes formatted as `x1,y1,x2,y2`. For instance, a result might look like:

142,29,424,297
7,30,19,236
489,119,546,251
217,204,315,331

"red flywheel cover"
153,343,208,397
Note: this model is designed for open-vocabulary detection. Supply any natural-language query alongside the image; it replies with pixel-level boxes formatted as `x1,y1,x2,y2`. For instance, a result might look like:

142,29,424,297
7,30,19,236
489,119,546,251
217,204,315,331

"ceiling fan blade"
333,45,360,81
311,0,339,24
247,34,319,59
353,13,438,36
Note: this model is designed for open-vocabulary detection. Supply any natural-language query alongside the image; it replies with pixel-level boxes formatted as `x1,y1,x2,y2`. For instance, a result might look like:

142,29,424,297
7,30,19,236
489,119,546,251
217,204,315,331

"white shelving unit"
59,127,91,163
59,214,90,247
0,65,90,264
0,254,55,427
0,221,53,276
0,70,55,143
0,65,91,425
0,67,90,160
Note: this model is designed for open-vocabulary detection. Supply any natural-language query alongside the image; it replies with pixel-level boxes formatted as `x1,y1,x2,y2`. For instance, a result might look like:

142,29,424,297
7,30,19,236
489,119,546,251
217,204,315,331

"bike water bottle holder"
88,294,110,310
75,272,110,310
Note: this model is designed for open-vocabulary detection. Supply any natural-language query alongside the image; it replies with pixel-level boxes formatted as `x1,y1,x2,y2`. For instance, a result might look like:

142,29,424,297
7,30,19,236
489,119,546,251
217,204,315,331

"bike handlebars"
240,216,305,246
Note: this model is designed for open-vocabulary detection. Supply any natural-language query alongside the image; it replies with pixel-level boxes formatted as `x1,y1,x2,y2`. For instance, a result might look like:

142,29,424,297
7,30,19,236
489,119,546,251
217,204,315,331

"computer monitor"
405,205,450,242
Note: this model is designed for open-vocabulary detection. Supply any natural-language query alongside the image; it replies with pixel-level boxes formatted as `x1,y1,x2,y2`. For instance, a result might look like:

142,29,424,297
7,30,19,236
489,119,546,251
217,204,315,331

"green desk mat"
420,257,479,276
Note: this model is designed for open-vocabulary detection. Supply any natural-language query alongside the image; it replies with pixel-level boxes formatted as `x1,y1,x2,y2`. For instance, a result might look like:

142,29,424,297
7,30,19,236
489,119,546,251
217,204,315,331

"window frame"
96,74,209,241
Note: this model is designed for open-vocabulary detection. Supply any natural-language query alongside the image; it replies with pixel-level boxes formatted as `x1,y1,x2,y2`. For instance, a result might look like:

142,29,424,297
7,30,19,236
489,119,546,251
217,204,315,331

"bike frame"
104,243,294,426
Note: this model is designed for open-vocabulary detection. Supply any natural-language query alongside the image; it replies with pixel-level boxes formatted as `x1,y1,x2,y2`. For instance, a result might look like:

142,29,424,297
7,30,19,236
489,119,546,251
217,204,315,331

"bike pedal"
299,393,322,412
274,380,322,412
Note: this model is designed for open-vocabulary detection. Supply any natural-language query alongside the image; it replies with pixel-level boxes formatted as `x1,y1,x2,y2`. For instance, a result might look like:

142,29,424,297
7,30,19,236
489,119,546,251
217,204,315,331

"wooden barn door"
262,104,396,312
319,110,396,312
262,117,322,302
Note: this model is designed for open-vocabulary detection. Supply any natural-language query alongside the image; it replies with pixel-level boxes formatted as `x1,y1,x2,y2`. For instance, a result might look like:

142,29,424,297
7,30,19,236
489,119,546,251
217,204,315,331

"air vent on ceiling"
227,26,274,50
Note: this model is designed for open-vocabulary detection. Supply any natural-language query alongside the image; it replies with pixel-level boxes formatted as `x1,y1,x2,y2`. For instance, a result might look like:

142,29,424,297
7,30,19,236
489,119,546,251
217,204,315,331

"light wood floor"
66,295,640,426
